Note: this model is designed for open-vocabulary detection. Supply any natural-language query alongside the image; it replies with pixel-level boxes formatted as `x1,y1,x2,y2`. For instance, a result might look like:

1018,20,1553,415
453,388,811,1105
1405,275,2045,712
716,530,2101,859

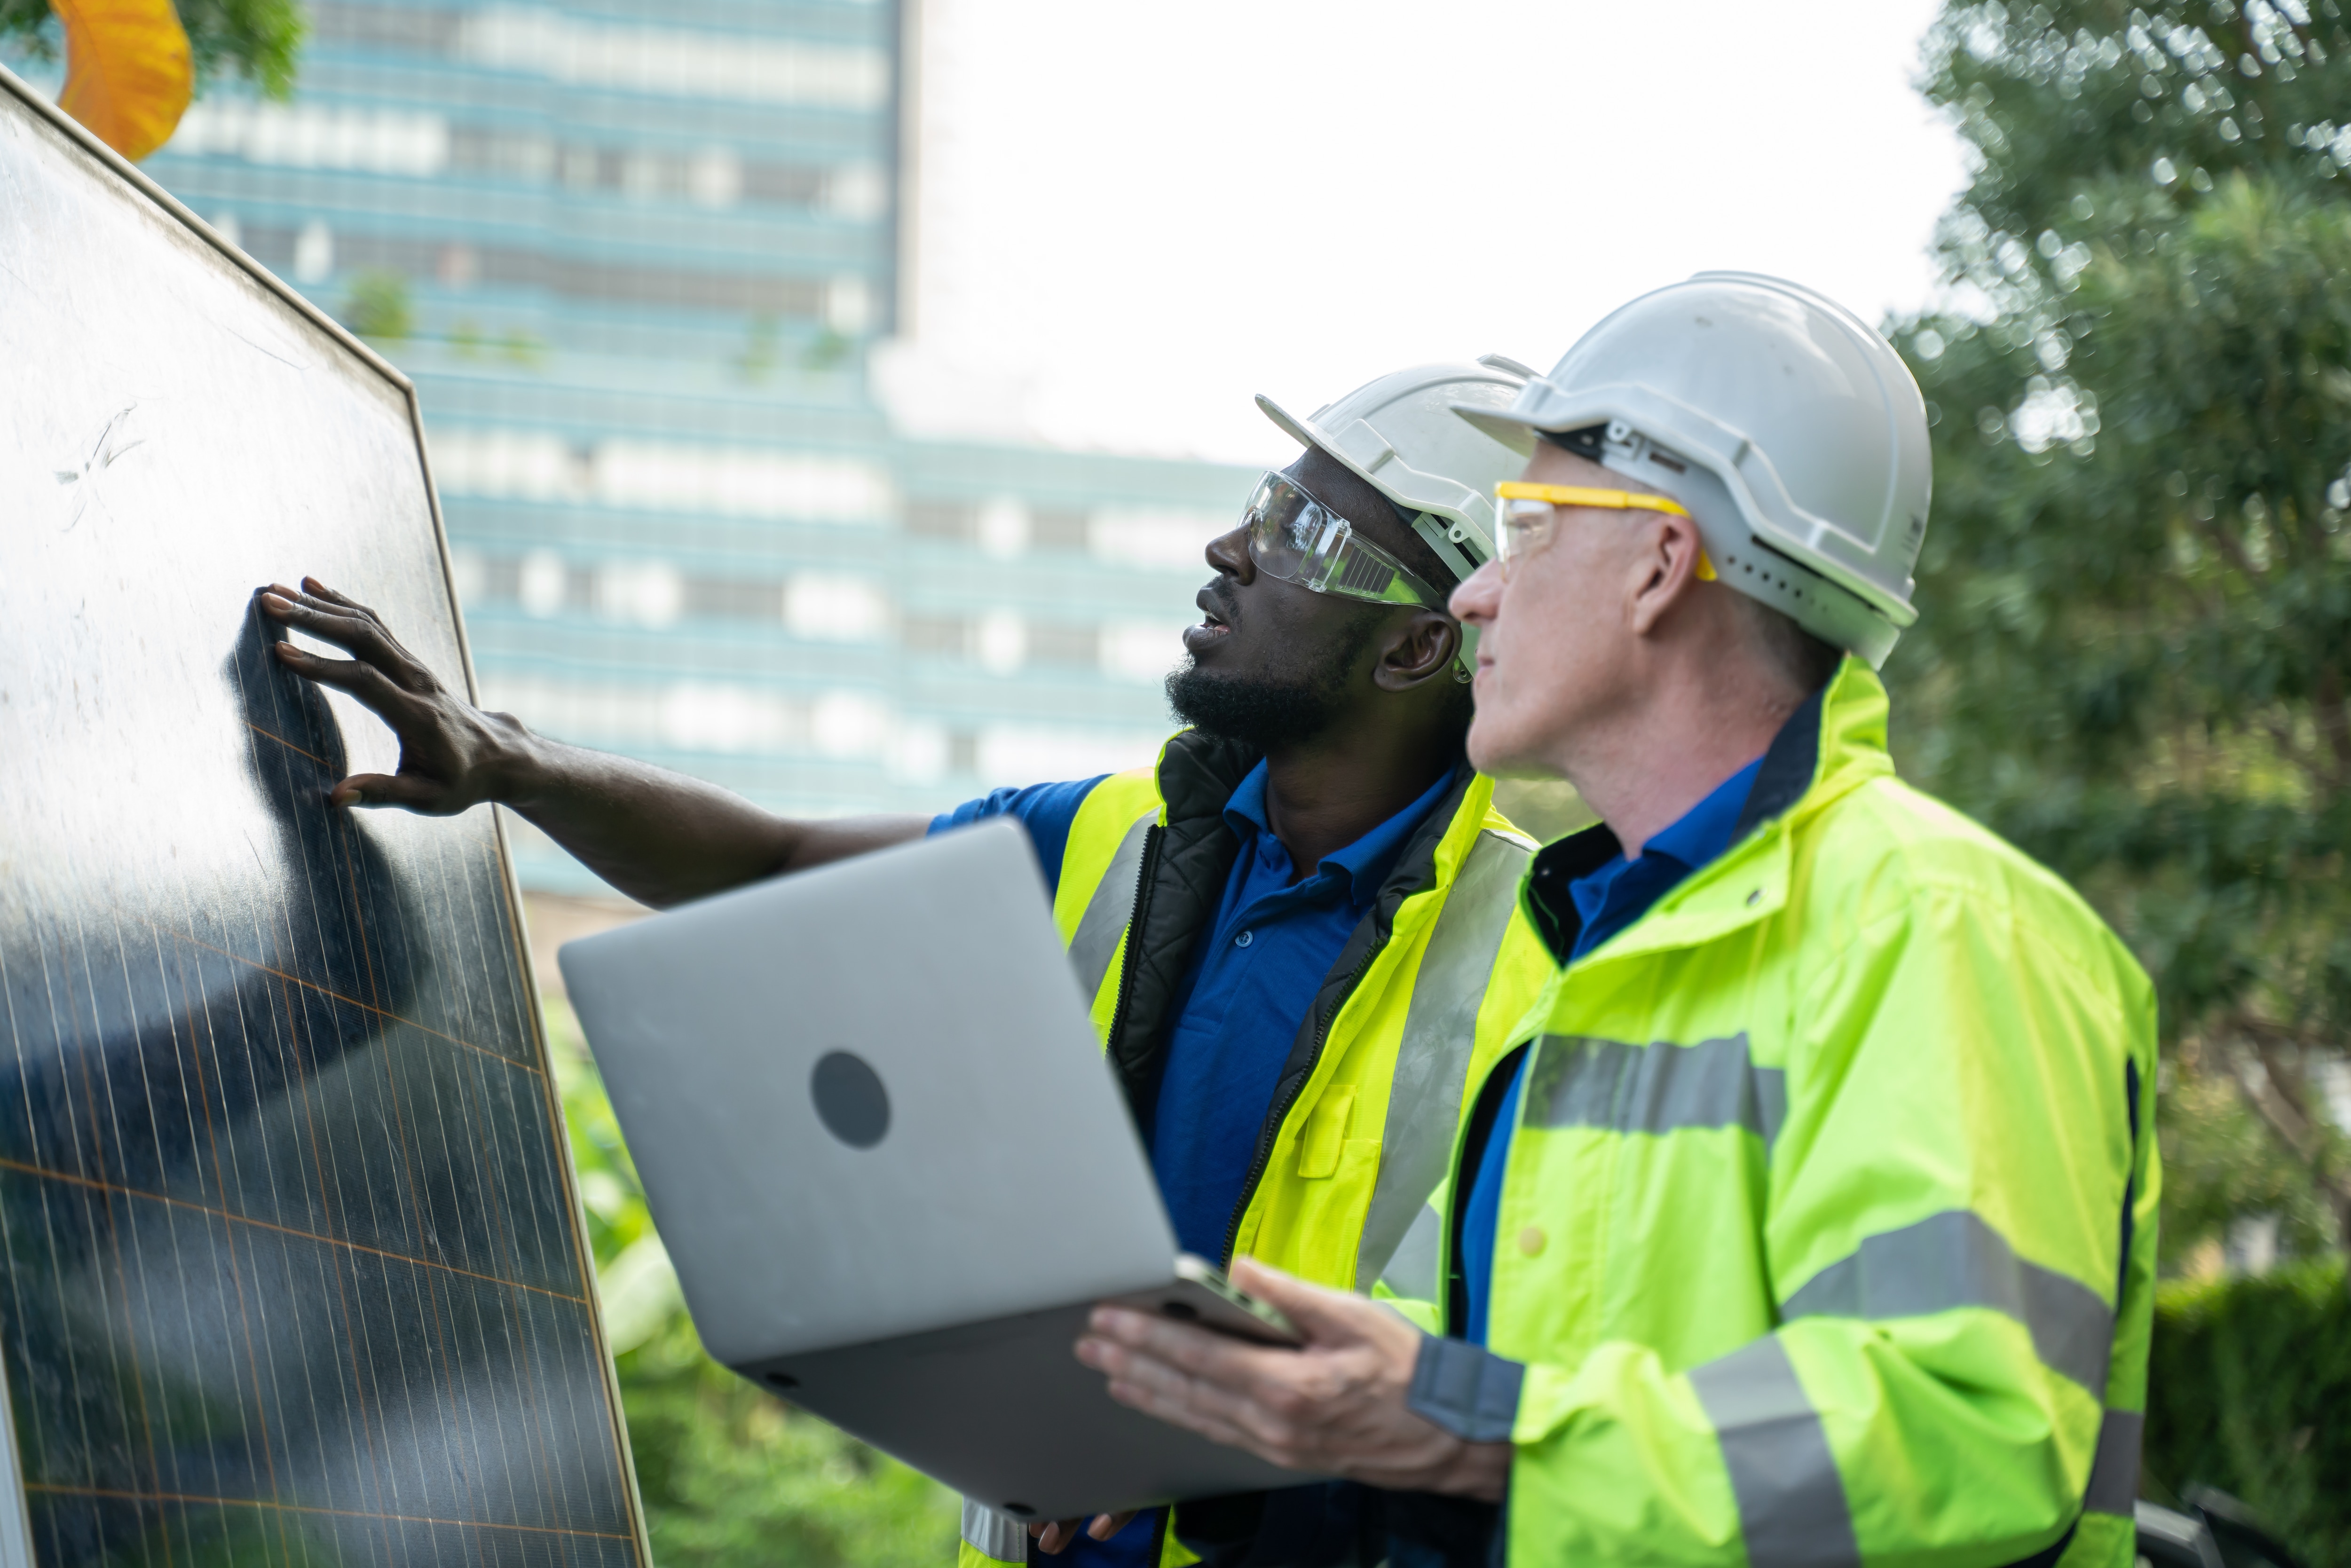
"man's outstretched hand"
1073,1258,1509,1501
256,577,521,814
253,576,918,905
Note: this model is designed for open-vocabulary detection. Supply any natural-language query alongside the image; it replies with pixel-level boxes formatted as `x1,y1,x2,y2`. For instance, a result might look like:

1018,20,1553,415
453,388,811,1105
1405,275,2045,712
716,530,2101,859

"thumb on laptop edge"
1228,1257,1356,1343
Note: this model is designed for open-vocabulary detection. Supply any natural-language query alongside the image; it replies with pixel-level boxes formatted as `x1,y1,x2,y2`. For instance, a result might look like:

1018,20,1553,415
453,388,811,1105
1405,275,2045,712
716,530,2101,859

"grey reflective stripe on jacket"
1690,1329,2146,1568
1685,1198,2136,1568
1781,1208,2114,1397
1066,808,1157,1001
1525,1031,1787,1150
1689,1335,1864,1568
2083,1408,2142,1517
962,1498,1028,1563
1375,1198,1446,1307
1352,827,1532,1292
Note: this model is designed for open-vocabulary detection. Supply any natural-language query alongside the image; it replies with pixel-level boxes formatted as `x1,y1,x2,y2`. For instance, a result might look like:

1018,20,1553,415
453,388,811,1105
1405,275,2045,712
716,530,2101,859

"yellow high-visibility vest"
959,728,1555,1568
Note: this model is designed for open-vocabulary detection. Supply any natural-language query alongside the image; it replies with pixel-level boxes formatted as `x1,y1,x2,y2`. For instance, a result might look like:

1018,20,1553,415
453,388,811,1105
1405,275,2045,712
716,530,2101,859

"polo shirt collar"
1223,759,1463,908
1640,750,1767,872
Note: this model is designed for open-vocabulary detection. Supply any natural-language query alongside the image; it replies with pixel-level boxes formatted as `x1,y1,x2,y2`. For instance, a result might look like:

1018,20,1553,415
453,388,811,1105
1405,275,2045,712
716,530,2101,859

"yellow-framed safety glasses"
1494,481,1716,581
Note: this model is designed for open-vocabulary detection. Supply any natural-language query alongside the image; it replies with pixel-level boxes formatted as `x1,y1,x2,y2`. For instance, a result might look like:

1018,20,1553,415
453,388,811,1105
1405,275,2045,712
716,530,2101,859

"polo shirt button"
1234,930,1254,948
1517,1225,1546,1257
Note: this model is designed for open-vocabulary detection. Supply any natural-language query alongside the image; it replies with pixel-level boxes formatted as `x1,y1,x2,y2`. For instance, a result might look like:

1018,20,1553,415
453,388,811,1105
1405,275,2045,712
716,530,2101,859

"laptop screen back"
560,820,1179,1360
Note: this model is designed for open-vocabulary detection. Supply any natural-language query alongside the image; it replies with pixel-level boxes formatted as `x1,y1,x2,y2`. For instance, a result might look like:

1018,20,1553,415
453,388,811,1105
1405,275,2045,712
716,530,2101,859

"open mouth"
1183,587,1235,653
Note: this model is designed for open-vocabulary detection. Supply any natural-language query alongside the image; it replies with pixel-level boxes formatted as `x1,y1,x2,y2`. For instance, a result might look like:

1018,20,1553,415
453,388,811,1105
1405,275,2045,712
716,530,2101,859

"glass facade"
14,0,1252,892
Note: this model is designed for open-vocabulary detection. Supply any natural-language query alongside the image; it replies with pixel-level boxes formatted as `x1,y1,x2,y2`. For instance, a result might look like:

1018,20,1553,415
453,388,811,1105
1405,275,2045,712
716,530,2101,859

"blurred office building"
28,0,1252,891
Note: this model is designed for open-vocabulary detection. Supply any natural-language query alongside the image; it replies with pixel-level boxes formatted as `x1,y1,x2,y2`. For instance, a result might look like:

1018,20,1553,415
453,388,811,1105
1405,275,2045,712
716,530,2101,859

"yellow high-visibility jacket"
1399,660,2159,1568
959,729,1554,1568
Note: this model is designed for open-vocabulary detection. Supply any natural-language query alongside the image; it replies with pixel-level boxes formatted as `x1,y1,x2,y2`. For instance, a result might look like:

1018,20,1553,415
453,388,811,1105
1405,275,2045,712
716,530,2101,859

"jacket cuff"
1407,1334,1524,1443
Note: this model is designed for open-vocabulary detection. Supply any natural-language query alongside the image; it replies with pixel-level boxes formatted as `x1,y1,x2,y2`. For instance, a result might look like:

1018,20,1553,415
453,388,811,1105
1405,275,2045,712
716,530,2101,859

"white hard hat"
1257,355,1533,583
1455,273,1932,667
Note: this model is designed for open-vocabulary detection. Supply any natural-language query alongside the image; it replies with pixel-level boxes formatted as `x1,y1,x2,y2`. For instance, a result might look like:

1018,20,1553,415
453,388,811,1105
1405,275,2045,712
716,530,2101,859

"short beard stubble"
1164,609,1384,753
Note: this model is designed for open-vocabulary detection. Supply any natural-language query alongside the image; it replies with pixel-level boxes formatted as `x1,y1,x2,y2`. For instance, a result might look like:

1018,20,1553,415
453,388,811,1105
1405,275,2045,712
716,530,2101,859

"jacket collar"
1521,657,1897,966
1154,727,1262,827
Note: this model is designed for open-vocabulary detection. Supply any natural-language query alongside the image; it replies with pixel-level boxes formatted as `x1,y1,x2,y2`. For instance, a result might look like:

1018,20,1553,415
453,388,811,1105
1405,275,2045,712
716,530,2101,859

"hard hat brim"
1447,402,1540,457
1254,365,1538,578
1253,392,1326,462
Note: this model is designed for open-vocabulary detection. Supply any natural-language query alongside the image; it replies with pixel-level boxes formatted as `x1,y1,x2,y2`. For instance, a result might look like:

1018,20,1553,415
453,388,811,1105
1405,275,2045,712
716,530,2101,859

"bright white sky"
876,0,1972,465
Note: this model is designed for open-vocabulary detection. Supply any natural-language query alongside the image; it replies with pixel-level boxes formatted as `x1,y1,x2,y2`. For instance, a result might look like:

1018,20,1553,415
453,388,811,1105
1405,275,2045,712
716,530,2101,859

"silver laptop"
559,818,1313,1523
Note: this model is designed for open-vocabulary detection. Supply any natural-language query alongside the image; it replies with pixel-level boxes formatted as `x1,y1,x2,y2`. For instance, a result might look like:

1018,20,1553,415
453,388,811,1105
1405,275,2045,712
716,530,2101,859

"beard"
1164,607,1382,752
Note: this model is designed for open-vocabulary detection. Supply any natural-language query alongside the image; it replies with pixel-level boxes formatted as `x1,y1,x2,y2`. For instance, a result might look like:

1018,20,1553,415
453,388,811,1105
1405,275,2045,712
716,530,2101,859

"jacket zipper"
1215,925,1391,1267
1101,824,1163,1089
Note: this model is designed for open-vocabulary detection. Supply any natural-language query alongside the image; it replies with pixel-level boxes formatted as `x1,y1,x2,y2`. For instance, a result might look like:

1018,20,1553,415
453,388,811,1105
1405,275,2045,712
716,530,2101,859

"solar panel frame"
0,59,650,1568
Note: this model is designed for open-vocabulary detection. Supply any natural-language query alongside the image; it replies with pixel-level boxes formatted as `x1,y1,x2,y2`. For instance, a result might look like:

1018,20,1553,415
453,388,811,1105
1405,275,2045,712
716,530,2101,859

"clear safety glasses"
1243,472,1447,608
1493,481,1713,581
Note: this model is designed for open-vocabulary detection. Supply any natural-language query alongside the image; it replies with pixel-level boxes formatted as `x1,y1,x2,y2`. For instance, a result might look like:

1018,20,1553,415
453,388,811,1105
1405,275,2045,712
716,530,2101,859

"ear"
1626,513,1710,638
1372,609,1462,692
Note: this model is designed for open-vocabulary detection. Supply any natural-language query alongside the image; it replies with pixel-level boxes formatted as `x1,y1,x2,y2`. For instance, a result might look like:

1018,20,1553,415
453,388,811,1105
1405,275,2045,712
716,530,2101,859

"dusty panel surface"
0,80,641,1568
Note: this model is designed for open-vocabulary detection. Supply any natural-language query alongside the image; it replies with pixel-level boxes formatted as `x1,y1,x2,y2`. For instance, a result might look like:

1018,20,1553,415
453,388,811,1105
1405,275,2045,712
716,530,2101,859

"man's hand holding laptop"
1076,1258,1510,1501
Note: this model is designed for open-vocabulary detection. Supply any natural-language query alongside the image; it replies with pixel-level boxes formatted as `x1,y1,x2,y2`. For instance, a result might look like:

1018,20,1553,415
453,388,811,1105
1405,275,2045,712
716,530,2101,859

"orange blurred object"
51,0,194,161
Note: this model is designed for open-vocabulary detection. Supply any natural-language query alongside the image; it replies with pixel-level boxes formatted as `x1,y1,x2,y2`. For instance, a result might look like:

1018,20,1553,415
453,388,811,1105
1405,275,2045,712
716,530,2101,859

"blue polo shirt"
935,761,1459,1257
1458,753,1764,1346
933,759,1458,1567
1149,760,1458,1258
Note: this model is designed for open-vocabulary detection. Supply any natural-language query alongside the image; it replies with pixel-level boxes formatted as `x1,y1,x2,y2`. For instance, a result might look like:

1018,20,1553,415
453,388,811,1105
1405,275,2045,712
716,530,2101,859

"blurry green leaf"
7,0,308,98
341,268,411,343
175,0,302,98
599,1232,683,1356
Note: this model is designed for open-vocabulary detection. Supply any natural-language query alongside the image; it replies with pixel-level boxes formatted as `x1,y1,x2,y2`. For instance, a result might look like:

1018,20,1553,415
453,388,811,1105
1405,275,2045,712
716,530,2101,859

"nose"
1205,524,1255,583
1449,558,1503,628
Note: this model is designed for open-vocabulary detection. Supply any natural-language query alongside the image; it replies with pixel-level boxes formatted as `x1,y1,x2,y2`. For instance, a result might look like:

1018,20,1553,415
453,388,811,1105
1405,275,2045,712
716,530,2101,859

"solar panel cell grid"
0,66,645,1568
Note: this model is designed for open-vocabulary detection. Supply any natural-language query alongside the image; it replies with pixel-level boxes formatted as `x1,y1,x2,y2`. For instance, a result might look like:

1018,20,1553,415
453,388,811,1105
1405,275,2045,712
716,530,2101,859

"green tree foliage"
2146,1256,2350,1565
1893,0,2351,1254
546,1001,959,1567
0,0,306,99
342,269,413,343
2160,1055,2341,1267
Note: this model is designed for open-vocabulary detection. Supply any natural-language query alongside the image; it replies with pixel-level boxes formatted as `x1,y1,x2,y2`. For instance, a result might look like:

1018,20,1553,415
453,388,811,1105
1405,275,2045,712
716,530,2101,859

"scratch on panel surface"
56,402,144,529
214,316,310,370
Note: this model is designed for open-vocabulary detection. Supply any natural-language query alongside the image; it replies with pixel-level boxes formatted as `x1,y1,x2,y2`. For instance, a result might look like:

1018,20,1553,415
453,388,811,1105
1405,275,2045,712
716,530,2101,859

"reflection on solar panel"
0,66,646,1568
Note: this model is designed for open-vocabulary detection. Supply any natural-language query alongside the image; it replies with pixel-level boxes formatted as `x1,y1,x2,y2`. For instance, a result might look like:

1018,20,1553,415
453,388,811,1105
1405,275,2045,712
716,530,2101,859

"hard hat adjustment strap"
1408,513,1478,586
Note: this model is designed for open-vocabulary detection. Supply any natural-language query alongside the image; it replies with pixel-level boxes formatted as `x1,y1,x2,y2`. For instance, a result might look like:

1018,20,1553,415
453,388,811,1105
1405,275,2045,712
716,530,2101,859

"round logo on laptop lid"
810,1050,890,1149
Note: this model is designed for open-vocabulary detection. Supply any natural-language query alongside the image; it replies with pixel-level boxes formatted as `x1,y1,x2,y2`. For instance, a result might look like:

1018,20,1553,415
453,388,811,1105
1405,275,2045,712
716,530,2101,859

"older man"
1076,275,2160,1568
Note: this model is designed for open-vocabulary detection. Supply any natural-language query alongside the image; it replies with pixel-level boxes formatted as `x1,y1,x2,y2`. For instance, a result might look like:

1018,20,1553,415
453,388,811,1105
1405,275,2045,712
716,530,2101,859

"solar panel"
0,67,647,1568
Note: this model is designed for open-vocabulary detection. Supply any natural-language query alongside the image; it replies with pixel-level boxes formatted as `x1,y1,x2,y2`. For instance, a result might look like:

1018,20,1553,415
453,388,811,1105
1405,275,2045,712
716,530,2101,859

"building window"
1090,507,1228,570
454,8,891,111
902,613,969,657
482,555,523,602
785,575,891,643
905,499,975,543
684,576,786,621
429,428,896,523
1031,507,1089,552
947,730,980,777
1026,622,1100,669
165,100,451,177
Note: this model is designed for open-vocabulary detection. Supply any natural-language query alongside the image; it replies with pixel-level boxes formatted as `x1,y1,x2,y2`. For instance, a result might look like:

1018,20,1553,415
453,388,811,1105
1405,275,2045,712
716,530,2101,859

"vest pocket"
1296,1084,1358,1178
1281,1136,1382,1287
